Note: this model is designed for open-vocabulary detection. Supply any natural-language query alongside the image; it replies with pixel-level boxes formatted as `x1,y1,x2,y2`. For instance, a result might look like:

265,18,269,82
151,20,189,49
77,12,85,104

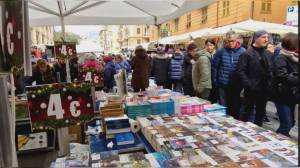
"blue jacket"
115,61,131,74
169,53,184,80
104,61,116,89
212,45,246,87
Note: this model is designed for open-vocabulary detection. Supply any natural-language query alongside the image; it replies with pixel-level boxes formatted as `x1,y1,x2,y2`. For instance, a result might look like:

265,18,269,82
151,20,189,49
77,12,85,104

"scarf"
280,49,298,62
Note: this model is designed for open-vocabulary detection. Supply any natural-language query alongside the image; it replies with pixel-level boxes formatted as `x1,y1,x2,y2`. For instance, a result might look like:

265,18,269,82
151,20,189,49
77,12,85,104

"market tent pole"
23,0,32,76
0,74,18,167
56,0,70,157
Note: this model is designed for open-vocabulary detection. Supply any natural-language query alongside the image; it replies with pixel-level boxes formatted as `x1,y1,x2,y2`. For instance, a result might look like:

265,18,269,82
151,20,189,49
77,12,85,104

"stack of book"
125,101,152,119
137,114,298,167
203,103,227,115
100,102,123,118
104,115,131,138
179,97,210,115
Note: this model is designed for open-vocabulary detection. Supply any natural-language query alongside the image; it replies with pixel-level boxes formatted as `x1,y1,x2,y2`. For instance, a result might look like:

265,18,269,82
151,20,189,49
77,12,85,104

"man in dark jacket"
152,49,170,89
169,51,184,93
237,30,273,126
212,31,246,116
183,43,200,96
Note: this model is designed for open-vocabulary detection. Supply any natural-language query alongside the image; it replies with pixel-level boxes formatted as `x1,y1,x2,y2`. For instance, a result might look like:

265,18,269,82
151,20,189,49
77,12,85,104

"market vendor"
25,59,57,86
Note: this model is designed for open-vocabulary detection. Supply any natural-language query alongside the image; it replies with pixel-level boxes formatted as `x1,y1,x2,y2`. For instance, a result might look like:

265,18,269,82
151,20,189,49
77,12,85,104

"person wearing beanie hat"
236,30,273,126
211,31,245,117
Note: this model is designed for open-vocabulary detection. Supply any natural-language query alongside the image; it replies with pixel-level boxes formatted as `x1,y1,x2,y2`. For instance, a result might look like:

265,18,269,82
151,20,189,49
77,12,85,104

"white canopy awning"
202,19,298,37
28,0,215,26
76,40,103,53
158,28,213,44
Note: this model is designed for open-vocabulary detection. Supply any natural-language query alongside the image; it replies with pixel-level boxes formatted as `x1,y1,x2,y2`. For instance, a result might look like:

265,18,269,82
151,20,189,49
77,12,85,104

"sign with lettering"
78,69,104,86
54,41,77,59
285,6,298,26
26,83,95,129
0,1,24,72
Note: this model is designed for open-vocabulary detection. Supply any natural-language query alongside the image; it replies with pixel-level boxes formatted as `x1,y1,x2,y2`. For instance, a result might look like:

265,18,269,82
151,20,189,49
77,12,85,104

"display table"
88,133,145,154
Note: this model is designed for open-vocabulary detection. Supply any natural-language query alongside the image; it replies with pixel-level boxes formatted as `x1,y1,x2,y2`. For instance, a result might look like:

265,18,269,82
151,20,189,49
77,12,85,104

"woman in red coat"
131,46,151,92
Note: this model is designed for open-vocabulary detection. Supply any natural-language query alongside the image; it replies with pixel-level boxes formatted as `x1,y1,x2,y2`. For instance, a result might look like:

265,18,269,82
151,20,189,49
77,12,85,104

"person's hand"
190,60,196,65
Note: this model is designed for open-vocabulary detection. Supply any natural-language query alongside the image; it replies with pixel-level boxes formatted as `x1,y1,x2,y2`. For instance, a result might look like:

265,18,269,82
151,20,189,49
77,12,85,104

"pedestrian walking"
169,50,184,93
151,49,170,89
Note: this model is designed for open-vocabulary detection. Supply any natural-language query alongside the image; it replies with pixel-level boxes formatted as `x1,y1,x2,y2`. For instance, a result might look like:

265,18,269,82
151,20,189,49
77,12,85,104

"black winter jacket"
236,46,273,96
152,54,170,83
273,53,299,104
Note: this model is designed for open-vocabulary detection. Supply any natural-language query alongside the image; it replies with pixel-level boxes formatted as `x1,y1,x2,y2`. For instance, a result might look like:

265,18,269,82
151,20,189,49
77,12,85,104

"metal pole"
23,0,32,76
57,1,70,156
0,74,18,167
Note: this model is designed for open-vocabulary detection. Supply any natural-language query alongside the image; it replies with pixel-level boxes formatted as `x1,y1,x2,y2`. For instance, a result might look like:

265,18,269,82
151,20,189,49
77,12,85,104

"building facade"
157,0,297,41
118,25,158,49
99,26,121,53
30,26,54,45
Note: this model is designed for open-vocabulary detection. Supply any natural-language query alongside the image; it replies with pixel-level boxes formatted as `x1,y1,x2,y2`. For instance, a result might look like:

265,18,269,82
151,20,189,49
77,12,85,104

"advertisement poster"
26,83,95,129
54,41,77,59
0,1,24,72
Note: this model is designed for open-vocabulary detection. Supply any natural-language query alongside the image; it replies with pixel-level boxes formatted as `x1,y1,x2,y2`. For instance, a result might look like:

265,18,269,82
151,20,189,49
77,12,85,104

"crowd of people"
24,30,298,137
128,30,298,138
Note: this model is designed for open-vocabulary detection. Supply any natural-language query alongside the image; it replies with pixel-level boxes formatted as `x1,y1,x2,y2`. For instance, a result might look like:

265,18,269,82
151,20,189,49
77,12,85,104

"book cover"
252,149,295,167
119,152,151,168
106,127,131,134
115,132,135,145
98,150,120,167
169,139,191,150
239,159,269,167
199,146,233,164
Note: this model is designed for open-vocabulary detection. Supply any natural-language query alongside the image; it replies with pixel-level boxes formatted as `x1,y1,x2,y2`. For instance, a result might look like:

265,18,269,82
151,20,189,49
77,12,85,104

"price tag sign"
78,69,104,86
26,83,95,129
0,1,24,72
54,41,77,59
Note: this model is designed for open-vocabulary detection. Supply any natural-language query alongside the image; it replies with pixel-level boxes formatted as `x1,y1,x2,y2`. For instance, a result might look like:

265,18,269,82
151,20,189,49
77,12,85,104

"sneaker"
264,117,272,125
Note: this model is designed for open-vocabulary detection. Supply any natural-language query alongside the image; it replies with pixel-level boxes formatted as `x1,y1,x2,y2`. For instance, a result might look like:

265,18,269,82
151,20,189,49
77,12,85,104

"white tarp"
76,40,103,53
158,28,212,44
28,0,215,26
202,19,298,37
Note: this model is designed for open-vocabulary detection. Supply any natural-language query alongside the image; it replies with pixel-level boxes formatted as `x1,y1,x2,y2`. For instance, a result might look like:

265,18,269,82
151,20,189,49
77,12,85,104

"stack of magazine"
137,114,298,167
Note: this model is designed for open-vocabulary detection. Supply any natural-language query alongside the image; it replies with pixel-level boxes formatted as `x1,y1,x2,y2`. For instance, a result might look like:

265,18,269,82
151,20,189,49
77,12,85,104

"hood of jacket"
172,52,184,60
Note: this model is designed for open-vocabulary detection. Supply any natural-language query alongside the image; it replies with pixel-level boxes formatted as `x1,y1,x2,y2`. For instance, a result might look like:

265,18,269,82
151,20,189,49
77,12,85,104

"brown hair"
36,59,47,67
281,32,298,51
205,38,216,46
115,54,123,61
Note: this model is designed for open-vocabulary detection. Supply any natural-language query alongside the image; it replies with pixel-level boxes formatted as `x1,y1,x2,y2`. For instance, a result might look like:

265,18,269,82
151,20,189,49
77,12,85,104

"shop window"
175,18,179,32
222,0,230,17
261,0,272,14
137,28,141,35
186,13,191,29
201,6,208,24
